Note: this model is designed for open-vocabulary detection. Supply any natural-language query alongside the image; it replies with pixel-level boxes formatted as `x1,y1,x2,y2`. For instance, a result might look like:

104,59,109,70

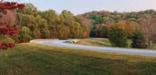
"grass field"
0,43,156,75
77,38,156,50
77,38,132,47
77,38,111,47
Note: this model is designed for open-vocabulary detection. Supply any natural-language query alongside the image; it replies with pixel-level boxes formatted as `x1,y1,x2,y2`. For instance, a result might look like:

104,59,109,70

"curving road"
30,39,156,57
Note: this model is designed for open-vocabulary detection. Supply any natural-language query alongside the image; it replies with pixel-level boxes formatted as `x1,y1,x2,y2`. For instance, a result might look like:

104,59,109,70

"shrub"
0,24,18,49
18,26,32,42
108,26,128,47
131,32,147,48
0,36,15,49
0,1,25,49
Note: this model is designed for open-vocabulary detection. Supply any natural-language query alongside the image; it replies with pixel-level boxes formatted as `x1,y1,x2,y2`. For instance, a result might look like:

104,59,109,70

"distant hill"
79,10,156,37
80,10,156,24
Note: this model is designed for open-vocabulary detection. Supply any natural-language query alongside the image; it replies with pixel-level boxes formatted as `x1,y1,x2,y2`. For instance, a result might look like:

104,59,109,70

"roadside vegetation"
0,43,156,75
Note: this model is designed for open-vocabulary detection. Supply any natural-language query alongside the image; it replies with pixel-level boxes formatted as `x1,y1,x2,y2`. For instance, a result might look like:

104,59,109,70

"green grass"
77,38,132,47
77,38,156,50
152,46,156,49
77,38,112,47
0,43,156,75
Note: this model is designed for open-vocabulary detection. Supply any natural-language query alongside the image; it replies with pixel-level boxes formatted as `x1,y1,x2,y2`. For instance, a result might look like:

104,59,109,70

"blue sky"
18,0,156,14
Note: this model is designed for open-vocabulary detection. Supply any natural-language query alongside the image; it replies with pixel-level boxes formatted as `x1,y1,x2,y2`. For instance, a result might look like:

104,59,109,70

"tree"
35,15,50,39
18,26,32,42
38,18,50,39
58,24,70,39
0,1,25,49
60,10,83,38
40,10,60,38
33,28,41,39
117,20,139,38
18,3,37,16
89,15,103,24
131,31,147,48
78,17,90,38
108,26,128,47
139,16,156,48
40,28,50,39
96,25,110,38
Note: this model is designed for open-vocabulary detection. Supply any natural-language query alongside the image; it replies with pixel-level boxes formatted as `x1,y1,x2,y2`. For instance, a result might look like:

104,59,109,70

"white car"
66,39,79,44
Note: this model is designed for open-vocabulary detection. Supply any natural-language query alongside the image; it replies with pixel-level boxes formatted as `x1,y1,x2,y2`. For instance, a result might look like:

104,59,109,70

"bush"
131,32,147,48
0,36,15,49
108,26,128,47
0,24,18,49
18,26,32,42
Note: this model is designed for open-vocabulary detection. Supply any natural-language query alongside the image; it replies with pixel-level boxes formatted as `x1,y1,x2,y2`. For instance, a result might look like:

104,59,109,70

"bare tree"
139,15,156,48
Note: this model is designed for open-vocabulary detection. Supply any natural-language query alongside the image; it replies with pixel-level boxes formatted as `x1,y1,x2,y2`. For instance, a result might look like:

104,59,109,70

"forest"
82,10,156,48
14,4,156,49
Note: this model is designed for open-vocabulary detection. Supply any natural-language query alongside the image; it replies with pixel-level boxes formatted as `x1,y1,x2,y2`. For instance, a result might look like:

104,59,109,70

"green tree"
131,32,147,48
40,10,60,38
72,22,83,38
18,26,32,42
39,18,50,38
35,15,50,38
33,28,41,39
96,25,110,38
60,10,83,38
108,26,128,47
58,24,70,39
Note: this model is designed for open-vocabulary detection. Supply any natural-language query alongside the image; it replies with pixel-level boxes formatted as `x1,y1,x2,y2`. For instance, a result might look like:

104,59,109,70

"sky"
16,0,156,14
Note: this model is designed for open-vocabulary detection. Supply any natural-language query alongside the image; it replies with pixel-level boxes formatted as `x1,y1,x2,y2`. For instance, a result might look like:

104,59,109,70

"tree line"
82,10,156,48
16,4,90,42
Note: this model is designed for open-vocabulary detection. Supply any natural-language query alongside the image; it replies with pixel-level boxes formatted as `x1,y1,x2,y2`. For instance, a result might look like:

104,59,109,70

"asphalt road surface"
30,39,156,57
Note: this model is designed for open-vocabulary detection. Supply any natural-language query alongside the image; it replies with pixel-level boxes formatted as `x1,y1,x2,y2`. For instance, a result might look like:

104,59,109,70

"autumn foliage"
0,23,19,49
0,1,25,49
0,23,18,36
0,2,25,10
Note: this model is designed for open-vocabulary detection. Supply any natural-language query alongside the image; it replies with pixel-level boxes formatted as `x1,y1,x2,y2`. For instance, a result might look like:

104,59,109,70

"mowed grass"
0,43,156,75
77,38,112,47
77,38,156,49
77,38,132,47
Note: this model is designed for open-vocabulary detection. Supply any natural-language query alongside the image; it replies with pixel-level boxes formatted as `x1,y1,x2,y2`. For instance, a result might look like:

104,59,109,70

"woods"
82,10,156,48
17,4,90,41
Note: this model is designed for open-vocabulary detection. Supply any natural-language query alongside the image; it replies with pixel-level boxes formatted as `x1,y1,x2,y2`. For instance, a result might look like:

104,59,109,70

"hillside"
0,43,156,75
